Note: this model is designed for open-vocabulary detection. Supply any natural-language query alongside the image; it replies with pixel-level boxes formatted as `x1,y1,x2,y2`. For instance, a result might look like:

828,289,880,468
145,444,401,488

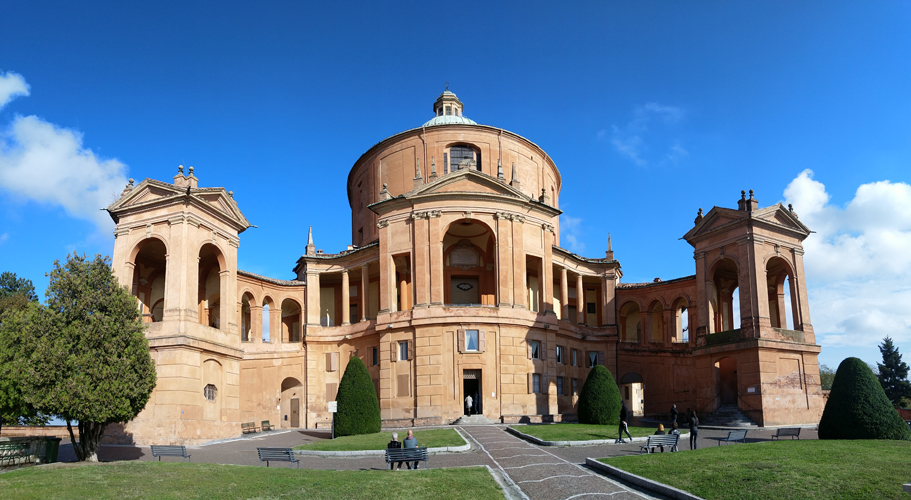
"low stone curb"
506,425,687,447
294,428,471,456
585,458,705,500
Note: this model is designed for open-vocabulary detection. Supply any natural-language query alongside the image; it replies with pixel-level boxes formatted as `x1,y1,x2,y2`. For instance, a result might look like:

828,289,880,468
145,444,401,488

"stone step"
453,414,499,426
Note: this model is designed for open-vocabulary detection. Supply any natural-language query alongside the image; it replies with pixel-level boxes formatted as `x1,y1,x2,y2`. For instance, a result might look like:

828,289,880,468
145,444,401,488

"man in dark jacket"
387,432,404,470
671,404,678,423
617,401,633,443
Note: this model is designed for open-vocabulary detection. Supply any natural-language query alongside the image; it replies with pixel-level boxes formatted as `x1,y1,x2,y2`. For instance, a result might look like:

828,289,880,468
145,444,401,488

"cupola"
423,86,477,127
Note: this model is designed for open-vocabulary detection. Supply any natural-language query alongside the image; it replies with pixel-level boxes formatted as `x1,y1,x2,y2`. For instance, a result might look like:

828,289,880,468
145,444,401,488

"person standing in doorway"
671,404,678,424
689,410,699,450
465,394,473,416
617,401,633,443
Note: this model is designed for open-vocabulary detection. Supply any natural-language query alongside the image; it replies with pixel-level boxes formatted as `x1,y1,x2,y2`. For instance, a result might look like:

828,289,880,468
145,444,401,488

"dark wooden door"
291,398,299,427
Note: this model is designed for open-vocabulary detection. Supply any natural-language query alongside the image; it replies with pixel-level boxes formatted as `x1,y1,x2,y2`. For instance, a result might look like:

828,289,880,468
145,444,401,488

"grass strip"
599,439,911,500
515,423,670,441
0,461,504,500
294,428,465,451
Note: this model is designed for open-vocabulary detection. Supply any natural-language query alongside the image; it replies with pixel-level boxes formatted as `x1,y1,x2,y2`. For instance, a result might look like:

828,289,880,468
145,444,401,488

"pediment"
683,204,811,244
410,169,529,200
753,204,811,235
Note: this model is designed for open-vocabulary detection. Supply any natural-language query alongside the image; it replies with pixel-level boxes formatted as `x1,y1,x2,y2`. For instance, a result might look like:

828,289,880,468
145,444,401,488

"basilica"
106,90,824,444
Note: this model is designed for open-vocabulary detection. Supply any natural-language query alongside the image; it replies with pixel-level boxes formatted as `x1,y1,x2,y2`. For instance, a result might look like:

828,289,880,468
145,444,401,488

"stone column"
360,265,369,321
601,271,616,325
511,216,526,308
413,214,430,307
537,253,546,314
341,270,350,325
792,247,813,341
271,305,281,342
429,214,444,305
306,270,321,326
542,225,554,314
576,274,584,325
560,267,569,320
251,305,263,343
218,269,230,331
496,213,513,306
663,309,673,347
640,307,650,346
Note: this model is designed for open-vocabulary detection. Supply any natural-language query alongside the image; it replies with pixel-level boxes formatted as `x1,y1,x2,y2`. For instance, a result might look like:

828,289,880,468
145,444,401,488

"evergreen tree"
17,254,157,461
0,302,50,435
577,365,622,425
818,357,911,440
0,271,38,302
876,337,911,406
334,355,380,437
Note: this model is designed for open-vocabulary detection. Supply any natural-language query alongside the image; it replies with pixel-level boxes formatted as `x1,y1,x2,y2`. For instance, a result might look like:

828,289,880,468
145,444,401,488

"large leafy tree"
876,337,911,406
577,365,622,425
18,254,157,461
818,364,836,391
0,272,46,435
818,357,911,440
334,356,380,437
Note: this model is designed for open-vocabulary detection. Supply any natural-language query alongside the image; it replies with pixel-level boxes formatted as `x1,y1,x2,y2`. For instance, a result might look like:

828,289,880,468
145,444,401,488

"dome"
422,114,478,127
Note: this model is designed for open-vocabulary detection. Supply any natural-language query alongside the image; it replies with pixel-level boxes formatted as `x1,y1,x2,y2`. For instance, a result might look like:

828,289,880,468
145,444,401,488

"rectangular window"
532,373,541,394
372,346,378,366
465,330,479,351
588,351,598,368
572,378,579,396
445,105,452,115
568,305,577,321
530,340,540,360
556,345,565,364
327,352,339,372
572,349,578,366
397,374,410,397
556,376,564,396
587,303,596,314
398,341,409,361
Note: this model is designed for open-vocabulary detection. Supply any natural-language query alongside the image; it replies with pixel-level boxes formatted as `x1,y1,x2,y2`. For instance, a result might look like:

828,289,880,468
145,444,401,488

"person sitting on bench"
653,424,667,452
403,430,419,469
387,432,404,470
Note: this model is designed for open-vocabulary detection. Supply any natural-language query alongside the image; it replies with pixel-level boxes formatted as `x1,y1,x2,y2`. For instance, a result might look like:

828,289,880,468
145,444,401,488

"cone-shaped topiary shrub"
334,356,381,437
818,357,911,440
578,365,622,425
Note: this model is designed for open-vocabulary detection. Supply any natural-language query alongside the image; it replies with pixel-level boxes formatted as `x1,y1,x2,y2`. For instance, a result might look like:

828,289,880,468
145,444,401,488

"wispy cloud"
560,215,586,253
783,169,911,348
602,102,686,167
0,73,128,237
0,232,8,245
0,71,30,109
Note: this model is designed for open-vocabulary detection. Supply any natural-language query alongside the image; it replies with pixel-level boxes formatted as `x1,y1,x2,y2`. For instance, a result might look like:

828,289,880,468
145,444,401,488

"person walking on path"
387,432,404,470
403,430,419,469
617,401,633,443
465,394,473,416
689,410,699,450
671,404,678,423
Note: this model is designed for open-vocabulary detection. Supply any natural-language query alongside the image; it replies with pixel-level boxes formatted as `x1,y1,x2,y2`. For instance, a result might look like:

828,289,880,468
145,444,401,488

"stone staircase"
453,414,499,426
702,404,758,427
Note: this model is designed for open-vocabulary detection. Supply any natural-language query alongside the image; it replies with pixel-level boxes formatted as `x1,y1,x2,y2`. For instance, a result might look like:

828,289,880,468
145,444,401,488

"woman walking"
689,410,699,450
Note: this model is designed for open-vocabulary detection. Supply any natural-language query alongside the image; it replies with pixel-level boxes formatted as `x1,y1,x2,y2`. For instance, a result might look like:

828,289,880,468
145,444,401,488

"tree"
0,271,38,302
876,337,911,406
334,356,380,437
818,357,911,440
819,364,836,391
17,254,157,461
0,303,49,435
577,365,622,425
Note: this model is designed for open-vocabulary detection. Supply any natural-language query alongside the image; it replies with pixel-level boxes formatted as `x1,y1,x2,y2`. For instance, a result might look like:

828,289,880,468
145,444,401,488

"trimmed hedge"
334,356,381,437
818,357,911,441
577,365,622,425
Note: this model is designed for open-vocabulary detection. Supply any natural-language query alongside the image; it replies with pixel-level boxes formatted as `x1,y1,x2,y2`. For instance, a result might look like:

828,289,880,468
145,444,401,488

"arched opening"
648,301,664,343
240,293,255,342
198,244,226,330
619,301,641,342
280,377,304,428
262,297,274,342
202,359,223,421
281,298,302,343
619,372,644,416
448,144,481,172
710,259,740,333
672,297,689,343
443,219,496,305
715,357,738,406
766,256,797,330
130,238,167,324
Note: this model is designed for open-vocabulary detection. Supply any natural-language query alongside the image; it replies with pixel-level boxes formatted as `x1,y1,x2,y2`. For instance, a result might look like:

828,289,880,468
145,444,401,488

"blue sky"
2,1,911,371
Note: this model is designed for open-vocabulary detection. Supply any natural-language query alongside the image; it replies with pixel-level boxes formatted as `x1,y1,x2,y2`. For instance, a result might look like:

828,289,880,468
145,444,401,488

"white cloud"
607,102,685,167
783,170,911,348
0,72,30,109
560,215,586,254
0,232,8,245
0,114,129,236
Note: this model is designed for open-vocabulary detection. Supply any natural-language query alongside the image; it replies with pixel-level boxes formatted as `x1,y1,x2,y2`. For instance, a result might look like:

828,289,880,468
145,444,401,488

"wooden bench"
638,434,679,454
150,445,191,462
261,420,275,431
717,429,748,446
385,447,429,469
0,442,31,467
773,427,801,440
257,447,299,468
242,422,260,434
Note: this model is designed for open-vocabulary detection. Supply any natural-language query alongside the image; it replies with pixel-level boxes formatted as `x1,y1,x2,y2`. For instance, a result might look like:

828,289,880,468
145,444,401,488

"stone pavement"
53,425,817,499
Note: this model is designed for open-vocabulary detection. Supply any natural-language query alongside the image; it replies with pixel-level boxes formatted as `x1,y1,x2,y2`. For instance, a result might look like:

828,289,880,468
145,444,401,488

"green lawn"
514,423,672,441
294,428,465,451
0,461,504,500
600,439,911,500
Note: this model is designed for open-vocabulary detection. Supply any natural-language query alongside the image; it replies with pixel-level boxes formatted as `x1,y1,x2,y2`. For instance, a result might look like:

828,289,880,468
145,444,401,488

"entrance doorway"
290,398,299,427
463,369,482,415
280,377,303,428
619,372,644,416
716,357,737,405
451,277,480,304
